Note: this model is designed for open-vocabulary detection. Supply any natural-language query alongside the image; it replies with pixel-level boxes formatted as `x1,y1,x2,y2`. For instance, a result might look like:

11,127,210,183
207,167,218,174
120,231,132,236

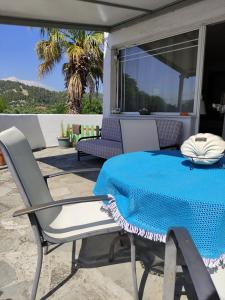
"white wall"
103,0,225,137
0,114,103,149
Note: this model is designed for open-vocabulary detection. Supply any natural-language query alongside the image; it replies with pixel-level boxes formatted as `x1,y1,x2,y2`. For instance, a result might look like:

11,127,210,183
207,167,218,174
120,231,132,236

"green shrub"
81,97,102,114
53,102,68,114
0,96,8,113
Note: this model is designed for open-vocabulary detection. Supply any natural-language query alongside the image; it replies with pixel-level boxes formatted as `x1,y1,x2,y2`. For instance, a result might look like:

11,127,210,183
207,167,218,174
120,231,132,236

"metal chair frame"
13,168,126,299
12,170,121,300
163,228,220,300
0,128,124,300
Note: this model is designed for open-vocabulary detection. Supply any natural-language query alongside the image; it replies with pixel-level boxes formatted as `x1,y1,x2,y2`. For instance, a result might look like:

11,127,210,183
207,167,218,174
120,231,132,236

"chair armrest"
43,168,100,182
13,195,111,217
163,227,219,300
77,135,101,142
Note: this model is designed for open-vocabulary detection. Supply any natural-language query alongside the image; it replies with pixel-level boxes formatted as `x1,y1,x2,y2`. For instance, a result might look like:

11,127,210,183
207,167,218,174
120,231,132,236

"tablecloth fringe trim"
203,255,225,268
102,195,166,243
102,195,225,268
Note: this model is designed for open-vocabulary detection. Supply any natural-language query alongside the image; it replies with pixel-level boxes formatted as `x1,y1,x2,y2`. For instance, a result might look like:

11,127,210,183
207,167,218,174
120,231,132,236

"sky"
0,25,66,91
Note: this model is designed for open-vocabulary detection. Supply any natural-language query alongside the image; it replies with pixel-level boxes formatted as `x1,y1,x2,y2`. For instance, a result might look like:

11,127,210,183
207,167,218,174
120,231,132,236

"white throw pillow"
181,133,225,165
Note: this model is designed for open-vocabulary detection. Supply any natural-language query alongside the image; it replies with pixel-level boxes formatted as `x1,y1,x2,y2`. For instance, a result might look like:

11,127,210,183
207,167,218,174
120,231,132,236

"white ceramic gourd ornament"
181,133,225,165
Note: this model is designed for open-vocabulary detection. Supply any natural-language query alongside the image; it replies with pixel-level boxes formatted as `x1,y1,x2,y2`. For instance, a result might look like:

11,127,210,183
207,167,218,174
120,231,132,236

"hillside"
0,80,103,114
0,80,67,113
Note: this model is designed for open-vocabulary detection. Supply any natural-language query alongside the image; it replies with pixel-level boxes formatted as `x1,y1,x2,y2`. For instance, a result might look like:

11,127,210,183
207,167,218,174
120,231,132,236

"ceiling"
0,0,203,32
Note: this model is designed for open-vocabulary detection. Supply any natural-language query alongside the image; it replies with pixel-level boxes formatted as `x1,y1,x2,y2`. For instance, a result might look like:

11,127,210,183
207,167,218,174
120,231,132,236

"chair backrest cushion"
120,119,160,153
156,119,182,148
0,127,61,228
101,118,122,142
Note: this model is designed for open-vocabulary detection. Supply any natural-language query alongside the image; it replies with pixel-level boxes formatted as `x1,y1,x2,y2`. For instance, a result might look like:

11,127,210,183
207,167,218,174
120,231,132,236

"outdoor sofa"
76,117,183,160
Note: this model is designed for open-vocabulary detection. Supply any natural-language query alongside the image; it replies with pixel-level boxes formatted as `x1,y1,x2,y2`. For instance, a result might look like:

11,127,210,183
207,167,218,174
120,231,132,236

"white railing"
0,114,103,149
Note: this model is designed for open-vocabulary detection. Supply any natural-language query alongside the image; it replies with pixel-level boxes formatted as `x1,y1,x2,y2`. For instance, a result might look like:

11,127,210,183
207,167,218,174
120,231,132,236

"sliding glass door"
118,30,199,113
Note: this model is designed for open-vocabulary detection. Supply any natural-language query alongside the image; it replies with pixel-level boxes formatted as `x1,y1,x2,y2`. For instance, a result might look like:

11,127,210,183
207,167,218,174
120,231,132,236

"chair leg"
44,245,48,255
129,234,139,300
138,268,149,300
109,235,122,262
77,151,80,161
31,242,43,300
71,241,78,272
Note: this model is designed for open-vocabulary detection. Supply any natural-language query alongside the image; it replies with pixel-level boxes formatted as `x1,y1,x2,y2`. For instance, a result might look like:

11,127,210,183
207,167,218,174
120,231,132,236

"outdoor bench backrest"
101,118,122,142
100,118,182,147
0,127,61,229
156,119,182,148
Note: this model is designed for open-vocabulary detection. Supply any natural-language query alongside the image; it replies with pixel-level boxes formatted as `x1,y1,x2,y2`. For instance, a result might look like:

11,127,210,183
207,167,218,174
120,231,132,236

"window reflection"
118,31,198,113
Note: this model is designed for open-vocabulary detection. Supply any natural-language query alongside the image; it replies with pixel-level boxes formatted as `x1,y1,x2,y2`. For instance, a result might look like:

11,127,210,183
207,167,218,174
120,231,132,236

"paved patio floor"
0,147,164,300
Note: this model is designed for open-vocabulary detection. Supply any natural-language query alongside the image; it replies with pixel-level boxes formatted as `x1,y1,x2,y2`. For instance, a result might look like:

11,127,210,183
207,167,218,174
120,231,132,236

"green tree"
123,74,167,112
81,97,102,114
53,102,68,114
36,29,103,114
0,95,8,113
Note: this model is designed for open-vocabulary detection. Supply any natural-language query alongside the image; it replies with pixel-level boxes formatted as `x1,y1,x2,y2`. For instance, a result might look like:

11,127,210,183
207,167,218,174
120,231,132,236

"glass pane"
118,31,198,113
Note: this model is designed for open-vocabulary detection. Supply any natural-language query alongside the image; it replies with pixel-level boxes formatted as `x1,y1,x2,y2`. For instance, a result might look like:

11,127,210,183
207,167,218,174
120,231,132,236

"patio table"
94,150,225,268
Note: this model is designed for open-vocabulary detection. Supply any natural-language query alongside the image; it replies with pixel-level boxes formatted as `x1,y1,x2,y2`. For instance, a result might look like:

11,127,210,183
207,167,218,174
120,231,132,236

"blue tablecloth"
94,150,225,266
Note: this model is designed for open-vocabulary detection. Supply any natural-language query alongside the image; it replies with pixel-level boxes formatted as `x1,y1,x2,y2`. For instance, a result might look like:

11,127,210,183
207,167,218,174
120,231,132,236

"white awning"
0,0,202,32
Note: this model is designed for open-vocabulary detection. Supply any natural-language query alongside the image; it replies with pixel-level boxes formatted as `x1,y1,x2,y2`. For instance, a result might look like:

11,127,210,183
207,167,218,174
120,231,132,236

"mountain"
1,77,55,90
0,80,67,113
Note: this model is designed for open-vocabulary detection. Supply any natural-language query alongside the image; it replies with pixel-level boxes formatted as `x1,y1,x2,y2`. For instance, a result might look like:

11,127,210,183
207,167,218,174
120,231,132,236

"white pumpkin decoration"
181,133,225,165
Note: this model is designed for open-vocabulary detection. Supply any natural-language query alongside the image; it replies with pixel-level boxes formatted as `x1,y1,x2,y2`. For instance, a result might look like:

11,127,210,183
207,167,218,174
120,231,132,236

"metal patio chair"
163,227,220,300
0,127,122,300
130,227,220,300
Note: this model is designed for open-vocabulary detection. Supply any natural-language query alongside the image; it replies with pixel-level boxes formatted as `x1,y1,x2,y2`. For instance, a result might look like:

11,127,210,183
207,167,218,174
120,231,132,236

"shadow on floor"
37,153,105,182
41,232,132,300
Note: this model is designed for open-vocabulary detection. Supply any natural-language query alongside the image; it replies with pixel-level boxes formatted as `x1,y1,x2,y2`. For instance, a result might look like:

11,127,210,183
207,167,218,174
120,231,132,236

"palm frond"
67,45,84,62
38,61,54,78
36,38,62,77
40,27,54,38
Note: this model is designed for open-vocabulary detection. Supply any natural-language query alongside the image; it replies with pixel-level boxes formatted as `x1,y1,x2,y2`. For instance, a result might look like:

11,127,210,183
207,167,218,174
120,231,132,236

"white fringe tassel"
102,194,225,269
102,195,166,243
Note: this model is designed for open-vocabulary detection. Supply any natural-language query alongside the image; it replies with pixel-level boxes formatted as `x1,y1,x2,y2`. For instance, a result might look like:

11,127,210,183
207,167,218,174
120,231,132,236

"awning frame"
0,0,204,32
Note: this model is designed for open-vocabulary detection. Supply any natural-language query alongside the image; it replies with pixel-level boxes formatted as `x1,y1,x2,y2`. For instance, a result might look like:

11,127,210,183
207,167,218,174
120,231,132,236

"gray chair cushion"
120,119,160,153
0,127,61,229
43,201,120,243
77,139,123,159
101,118,122,142
156,119,182,148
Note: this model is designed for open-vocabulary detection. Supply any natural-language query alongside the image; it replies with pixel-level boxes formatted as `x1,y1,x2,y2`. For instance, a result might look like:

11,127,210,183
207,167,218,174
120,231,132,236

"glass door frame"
116,27,205,117
194,25,206,133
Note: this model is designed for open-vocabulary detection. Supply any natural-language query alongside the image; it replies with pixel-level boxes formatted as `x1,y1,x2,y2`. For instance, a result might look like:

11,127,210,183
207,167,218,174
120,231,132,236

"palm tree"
36,29,103,113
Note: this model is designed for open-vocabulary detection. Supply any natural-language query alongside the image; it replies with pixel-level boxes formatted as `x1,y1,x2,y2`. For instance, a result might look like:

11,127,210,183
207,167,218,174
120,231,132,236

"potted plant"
139,107,151,115
57,122,71,148
111,107,121,114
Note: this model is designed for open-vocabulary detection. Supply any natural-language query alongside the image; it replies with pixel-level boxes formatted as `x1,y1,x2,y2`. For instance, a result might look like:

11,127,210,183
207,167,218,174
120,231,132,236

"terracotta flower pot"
0,151,6,166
